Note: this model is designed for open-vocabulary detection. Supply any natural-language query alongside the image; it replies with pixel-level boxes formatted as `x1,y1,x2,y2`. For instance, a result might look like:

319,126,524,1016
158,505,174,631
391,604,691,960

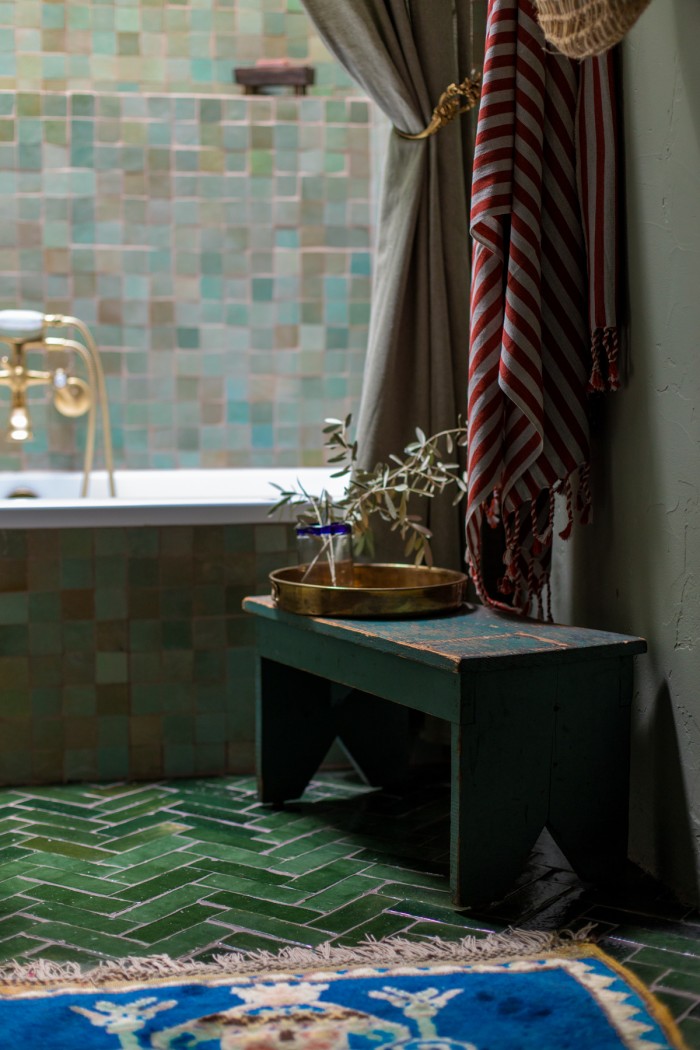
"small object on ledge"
269,563,469,618
234,63,316,95
296,522,354,587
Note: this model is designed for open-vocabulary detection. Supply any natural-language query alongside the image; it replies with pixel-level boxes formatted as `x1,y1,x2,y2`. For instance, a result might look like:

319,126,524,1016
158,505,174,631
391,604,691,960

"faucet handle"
0,310,45,341
53,370,91,418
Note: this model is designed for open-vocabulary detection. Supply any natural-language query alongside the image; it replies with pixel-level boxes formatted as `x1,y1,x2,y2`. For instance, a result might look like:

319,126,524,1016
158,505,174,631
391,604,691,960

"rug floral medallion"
0,940,687,1050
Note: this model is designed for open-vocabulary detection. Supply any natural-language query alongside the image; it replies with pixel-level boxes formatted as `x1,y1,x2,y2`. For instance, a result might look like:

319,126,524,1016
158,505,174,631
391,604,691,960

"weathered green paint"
243,598,647,670
450,669,555,905
546,659,632,882
249,612,463,721
244,597,647,906
256,663,411,805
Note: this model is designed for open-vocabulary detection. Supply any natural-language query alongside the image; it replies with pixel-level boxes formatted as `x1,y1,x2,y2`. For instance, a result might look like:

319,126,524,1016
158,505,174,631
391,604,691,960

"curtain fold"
300,0,474,569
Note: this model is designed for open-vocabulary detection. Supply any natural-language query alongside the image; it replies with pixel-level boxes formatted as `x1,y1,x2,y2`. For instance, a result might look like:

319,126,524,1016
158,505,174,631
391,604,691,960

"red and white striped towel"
466,0,619,617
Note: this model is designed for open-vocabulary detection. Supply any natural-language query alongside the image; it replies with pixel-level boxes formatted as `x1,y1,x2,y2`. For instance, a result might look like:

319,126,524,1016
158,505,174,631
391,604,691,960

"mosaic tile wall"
0,90,373,470
0,0,355,95
0,521,298,786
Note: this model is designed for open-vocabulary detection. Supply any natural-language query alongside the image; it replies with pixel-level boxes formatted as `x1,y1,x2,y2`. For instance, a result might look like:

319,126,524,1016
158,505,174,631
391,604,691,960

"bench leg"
546,659,632,884
450,676,554,907
257,658,337,804
256,659,412,805
337,690,411,788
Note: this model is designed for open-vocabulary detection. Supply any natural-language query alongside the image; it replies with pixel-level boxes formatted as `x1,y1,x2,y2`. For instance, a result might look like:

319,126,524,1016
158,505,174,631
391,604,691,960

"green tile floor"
2,770,700,1047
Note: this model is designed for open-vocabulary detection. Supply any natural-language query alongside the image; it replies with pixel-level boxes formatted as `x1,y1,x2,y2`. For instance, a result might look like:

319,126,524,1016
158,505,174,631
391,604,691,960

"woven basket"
535,0,652,57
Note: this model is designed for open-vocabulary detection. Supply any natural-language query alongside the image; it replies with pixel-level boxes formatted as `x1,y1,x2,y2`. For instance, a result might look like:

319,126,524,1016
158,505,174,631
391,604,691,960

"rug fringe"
0,925,595,988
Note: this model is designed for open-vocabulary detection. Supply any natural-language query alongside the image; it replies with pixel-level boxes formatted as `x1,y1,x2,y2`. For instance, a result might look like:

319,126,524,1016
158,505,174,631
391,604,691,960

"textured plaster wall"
553,0,700,900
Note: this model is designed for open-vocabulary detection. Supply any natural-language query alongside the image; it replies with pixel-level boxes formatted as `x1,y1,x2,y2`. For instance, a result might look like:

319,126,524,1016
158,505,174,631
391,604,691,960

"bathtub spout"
8,392,32,442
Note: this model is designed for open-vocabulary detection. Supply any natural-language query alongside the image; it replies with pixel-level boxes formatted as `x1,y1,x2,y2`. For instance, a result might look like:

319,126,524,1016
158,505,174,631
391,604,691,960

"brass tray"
269,563,469,618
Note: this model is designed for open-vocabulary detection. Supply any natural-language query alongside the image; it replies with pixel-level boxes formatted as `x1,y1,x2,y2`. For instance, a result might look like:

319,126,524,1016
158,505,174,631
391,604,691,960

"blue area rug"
0,932,687,1049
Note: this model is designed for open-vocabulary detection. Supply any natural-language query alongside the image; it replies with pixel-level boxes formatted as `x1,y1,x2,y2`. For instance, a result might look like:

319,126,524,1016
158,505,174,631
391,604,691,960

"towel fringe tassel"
467,462,593,621
589,326,620,393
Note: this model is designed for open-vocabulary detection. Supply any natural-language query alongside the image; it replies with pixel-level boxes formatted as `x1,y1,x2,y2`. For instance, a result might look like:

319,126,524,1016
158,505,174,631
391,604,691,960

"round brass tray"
269,563,469,618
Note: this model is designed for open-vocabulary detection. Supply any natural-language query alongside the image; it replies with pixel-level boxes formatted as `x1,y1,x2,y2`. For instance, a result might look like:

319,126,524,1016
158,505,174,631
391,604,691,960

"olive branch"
269,415,468,567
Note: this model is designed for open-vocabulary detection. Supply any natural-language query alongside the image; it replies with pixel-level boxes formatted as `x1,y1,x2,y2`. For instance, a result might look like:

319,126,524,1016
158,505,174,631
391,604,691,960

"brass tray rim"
269,563,469,618
269,562,469,594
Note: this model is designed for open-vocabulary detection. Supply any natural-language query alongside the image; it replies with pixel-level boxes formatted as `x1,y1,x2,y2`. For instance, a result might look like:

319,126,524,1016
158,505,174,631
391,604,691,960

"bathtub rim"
0,467,343,528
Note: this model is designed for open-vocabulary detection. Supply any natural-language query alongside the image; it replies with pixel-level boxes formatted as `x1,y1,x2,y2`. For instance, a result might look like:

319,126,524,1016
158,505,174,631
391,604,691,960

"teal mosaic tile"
0,522,299,785
0,83,373,471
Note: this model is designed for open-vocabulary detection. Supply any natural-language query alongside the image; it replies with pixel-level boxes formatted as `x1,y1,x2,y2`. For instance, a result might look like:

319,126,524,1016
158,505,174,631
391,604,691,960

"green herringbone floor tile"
273,843,356,876
175,822,271,852
0,860,39,881
99,824,192,853
19,837,114,862
0,876,42,900
289,858,369,893
95,815,182,837
16,823,108,847
197,870,310,905
115,885,218,925
362,862,448,890
184,840,286,871
0,818,32,834
165,800,259,823
302,874,385,912
204,889,320,924
114,867,203,903
19,901,137,936
135,925,237,959
209,908,331,947
102,852,202,886
127,903,223,945
185,855,289,881
99,799,177,821
307,893,403,935
12,806,108,829
12,884,133,914
0,761,699,1028
332,911,415,946
21,921,149,956
98,835,195,868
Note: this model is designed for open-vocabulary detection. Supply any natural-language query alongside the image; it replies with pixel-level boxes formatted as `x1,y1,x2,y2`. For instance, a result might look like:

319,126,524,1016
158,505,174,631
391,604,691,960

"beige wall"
554,0,700,900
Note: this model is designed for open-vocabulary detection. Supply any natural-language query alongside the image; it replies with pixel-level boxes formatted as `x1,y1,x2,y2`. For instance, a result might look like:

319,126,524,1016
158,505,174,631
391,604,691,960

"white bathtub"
0,469,345,528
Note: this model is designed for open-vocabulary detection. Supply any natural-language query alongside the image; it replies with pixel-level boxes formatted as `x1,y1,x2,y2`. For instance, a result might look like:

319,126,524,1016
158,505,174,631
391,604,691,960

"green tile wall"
0,0,356,96
0,89,373,471
0,522,297,785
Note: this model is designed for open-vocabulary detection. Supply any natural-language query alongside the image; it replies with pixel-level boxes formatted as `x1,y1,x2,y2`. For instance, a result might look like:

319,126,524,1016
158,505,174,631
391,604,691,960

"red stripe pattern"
578,50,621,392
466,0,619,616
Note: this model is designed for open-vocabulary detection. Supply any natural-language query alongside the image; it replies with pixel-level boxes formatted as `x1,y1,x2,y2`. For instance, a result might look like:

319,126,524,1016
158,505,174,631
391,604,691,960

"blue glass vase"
296,522,354,586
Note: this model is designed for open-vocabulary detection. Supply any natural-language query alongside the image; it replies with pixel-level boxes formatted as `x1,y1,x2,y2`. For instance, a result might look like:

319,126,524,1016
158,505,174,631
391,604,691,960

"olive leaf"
268,415,468,566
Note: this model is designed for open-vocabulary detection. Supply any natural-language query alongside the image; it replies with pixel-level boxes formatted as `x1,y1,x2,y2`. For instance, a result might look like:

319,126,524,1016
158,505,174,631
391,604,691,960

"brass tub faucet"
0,310,116,497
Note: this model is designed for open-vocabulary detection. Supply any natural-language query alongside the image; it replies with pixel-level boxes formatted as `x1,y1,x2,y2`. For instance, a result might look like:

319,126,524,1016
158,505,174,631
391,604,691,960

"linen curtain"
300,0,477,570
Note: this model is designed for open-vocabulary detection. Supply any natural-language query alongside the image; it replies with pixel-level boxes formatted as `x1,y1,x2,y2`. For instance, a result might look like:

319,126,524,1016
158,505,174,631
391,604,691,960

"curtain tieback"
395,72,482,141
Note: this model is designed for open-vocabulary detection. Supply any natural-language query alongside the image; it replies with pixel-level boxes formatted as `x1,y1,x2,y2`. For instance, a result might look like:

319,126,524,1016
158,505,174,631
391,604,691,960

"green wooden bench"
243,597,646,907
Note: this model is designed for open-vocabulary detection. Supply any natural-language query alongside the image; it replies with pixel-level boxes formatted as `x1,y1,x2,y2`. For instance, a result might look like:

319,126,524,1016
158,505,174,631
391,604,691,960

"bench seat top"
243,597,646,674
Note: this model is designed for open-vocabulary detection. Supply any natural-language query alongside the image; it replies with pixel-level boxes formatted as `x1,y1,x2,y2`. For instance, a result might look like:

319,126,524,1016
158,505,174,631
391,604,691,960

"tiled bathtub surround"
0,0,355,96
0,521,297,786
0,89,373,471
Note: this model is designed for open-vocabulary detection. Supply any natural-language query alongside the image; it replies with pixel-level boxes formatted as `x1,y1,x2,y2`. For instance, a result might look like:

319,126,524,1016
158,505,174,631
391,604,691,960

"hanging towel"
578,53,621,392
466,0,619,618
